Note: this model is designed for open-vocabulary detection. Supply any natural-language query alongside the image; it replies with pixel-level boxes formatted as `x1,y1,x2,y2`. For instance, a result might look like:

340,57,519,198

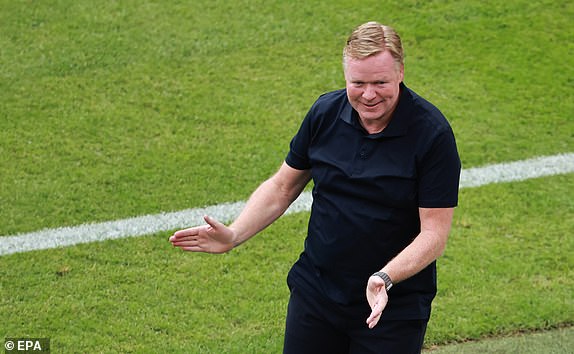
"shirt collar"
340,82,412,138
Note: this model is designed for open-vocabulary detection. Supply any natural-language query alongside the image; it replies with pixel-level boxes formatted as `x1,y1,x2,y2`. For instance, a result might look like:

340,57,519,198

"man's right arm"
169,162,311,253
229,161,311,246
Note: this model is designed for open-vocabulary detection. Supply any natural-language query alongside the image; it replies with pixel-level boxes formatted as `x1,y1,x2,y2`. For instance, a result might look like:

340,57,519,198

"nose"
362,84,377,100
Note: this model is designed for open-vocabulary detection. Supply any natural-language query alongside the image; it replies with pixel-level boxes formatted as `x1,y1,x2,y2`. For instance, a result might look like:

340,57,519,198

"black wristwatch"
372,271,393,292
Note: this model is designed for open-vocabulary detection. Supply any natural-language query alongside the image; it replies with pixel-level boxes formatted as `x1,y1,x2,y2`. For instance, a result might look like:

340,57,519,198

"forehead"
344,51,400,80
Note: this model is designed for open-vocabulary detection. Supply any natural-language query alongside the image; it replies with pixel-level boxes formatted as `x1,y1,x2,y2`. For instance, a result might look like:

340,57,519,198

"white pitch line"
459,153,574,188
1,153,573,256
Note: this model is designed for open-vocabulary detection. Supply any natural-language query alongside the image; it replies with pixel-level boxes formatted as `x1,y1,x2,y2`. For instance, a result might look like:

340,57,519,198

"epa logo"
4,338,50,353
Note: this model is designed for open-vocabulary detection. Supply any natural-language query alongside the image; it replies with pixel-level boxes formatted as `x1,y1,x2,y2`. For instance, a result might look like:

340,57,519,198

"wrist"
372,271,393,292
228,227,242,248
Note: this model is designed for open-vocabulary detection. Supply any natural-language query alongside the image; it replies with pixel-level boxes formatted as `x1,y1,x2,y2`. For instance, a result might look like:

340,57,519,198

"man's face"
344,51,404,131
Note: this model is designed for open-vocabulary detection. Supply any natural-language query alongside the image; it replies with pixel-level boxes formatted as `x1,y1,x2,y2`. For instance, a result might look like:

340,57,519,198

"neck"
359,117,391,134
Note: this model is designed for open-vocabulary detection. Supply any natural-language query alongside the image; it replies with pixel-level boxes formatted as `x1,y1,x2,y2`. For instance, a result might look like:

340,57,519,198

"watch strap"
372,271,393,291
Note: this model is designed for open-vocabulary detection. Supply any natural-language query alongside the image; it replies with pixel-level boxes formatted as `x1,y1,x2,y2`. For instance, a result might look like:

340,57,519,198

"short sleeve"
285,108,315,170
417,127,461,208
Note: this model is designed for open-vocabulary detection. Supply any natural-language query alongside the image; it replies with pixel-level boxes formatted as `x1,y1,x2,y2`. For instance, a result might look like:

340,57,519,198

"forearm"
229,179,294,246
381,231,446,283
229,163,311,247
381,207,454,284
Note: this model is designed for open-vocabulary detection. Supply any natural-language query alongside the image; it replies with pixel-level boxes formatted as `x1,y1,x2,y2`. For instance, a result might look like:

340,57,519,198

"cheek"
382,87,399,100
346,87,362,101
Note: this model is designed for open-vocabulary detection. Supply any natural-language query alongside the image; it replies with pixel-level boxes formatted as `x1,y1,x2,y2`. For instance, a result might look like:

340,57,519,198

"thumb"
203,215,224,230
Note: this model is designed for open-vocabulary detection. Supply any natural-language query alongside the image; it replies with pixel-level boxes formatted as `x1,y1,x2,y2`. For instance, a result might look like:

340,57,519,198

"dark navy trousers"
283,282,428,354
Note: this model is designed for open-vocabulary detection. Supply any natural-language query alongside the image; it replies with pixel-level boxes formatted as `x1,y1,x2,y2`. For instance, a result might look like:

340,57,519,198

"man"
170,21,461,353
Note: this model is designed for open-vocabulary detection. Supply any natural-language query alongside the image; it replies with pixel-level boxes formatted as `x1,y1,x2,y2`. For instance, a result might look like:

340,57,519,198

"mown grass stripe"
1,153,572,256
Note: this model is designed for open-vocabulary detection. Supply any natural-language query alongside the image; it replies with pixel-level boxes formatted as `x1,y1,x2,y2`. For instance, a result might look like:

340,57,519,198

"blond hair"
343,21,404,68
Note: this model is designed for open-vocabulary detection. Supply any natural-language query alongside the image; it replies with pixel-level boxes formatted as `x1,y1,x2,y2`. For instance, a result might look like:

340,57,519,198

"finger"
170,238,198,247
173,238,207,250
367,304,383,322
366,297,385,328
169,234,193,243
203,215,224,230
171,227,200,239
366,299,385,327
366,311,382,329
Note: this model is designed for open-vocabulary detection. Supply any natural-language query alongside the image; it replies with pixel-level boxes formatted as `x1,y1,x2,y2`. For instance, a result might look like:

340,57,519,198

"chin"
360,111,385,120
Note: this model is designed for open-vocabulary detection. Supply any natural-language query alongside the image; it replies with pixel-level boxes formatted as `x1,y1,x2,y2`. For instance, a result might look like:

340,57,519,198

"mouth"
362,101,383,109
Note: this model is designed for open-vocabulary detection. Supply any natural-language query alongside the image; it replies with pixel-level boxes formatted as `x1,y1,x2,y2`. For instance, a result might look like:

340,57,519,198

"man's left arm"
366,207,454,328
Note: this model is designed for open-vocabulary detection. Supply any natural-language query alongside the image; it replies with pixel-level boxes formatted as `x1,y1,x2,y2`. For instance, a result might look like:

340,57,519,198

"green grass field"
1,0,572,352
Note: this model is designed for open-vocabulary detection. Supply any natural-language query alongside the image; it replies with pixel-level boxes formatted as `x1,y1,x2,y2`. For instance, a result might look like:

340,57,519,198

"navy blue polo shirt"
285,83,461,320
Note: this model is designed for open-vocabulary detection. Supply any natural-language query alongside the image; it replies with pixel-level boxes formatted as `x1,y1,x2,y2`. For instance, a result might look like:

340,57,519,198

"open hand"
365,275,389,329
169,215,235,254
